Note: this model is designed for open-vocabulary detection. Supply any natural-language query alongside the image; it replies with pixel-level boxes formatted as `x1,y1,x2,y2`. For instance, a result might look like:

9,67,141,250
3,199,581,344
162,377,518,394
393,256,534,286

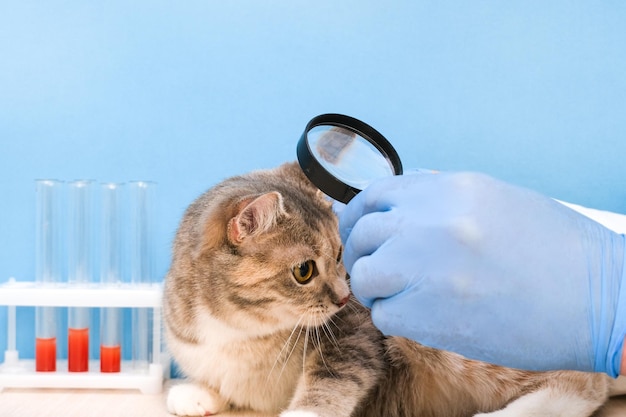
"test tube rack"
0,278,166,394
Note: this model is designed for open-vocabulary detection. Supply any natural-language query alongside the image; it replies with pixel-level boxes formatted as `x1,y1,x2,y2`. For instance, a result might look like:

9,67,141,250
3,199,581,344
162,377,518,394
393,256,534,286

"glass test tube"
67,180,93,372
100,183,123,373
129,181,155,371
35,179,63,372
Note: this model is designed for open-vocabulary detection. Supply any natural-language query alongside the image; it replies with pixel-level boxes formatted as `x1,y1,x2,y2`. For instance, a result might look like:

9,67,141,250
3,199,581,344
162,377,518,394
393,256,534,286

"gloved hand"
339,171,626,376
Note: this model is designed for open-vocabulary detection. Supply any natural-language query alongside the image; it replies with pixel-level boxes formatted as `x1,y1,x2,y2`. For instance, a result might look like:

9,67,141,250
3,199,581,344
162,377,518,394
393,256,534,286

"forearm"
559,200,626,376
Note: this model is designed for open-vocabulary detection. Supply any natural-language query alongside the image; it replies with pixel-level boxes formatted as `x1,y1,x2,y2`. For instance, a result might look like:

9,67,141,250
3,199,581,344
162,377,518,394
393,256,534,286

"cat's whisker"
268,314,305,383
348,304,360,315
319,316,332,342
277,320,306,382
322,317,341,351
302,320,311,373
329,308,348,325
321,324,339,353
279,315,304,359
311,316,335,378
326,314,342,331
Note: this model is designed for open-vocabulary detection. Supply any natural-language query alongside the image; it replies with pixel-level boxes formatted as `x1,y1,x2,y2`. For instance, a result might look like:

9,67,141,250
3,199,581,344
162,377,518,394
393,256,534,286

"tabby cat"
163,162,622,417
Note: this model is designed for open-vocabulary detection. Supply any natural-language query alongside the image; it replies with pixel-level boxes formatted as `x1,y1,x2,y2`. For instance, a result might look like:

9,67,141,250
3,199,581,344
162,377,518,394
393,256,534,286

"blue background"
1,1,625,360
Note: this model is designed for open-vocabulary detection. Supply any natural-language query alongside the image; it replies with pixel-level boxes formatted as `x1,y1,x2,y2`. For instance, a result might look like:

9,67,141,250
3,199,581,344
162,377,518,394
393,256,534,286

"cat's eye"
336,246,343,263
292,260,316,284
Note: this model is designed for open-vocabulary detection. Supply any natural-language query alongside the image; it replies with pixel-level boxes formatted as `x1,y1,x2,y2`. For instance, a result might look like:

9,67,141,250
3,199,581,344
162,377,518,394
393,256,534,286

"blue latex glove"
339,171,626,376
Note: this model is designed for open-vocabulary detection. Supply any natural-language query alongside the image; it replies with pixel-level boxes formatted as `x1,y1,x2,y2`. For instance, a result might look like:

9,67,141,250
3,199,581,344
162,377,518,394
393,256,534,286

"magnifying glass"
297,113,403,203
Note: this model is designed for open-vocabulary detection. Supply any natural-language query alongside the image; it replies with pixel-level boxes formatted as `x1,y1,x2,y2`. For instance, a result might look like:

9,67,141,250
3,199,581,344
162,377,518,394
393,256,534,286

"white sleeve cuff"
556,200,626,234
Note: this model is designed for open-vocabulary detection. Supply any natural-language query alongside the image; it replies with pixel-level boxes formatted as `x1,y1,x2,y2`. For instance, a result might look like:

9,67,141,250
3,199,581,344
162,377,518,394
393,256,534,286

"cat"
163,162,623,417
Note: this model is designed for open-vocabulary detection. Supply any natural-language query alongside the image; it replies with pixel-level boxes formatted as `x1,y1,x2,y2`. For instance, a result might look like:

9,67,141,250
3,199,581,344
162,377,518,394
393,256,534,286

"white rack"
0,278,167,394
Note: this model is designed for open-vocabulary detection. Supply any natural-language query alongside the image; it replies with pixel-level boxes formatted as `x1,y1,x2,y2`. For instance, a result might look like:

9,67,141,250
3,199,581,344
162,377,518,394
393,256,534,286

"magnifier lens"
307,125,395,190
297,114,403,204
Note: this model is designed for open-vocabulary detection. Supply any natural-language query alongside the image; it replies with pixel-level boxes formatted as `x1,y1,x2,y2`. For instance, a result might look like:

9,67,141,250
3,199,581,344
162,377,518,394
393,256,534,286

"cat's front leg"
167,382,229,416
280,375,363,417
280,347,383,417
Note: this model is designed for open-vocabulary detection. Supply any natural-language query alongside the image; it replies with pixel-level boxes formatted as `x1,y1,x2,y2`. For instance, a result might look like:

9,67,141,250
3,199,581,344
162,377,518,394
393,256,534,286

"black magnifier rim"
297,113,403,204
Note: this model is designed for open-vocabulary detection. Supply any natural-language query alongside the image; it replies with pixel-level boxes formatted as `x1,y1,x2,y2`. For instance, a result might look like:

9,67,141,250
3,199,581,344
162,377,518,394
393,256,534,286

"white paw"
280,411,320,417
167,383,228,416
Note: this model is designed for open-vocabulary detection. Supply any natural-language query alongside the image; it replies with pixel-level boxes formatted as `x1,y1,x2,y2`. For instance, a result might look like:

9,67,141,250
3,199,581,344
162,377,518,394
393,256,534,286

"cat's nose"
334,295,350,308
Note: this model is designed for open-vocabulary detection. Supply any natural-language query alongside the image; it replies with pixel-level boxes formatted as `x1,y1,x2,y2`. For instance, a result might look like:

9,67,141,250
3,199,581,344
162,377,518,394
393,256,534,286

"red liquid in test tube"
68,328,89,372
35,337,57,372
100,345,121,373
100,306,122,372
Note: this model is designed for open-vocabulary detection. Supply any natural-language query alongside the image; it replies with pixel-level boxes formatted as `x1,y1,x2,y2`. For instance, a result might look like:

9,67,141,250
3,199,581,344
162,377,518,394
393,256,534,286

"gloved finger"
338,177,399,244
370,297,414,338
342,209,399,274
350,251,411,308
338,169,440,243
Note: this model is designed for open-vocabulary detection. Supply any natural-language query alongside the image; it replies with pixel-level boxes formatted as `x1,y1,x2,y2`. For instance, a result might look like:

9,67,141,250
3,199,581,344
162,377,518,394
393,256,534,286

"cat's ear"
227,191,287,244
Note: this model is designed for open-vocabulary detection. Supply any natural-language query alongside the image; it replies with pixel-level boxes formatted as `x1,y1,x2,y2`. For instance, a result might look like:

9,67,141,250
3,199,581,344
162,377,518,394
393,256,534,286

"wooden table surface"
1,380,625,417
